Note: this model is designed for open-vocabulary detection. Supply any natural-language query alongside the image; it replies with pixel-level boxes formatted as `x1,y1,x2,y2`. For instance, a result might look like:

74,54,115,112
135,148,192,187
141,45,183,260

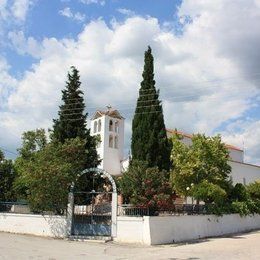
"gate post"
111,191,117,238
66,186,74,237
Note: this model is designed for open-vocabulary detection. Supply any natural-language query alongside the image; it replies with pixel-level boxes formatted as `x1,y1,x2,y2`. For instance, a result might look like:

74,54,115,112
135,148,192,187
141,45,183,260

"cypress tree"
131,46,171,170
52,66,99,168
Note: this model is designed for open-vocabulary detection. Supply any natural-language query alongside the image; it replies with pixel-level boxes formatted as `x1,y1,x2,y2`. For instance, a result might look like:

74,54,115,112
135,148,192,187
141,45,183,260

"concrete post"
66,191,74,237
111,192,117,238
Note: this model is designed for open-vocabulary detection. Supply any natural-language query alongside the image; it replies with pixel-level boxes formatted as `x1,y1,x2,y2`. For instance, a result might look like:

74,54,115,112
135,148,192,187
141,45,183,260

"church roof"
166,129,243,152
92,107,125,120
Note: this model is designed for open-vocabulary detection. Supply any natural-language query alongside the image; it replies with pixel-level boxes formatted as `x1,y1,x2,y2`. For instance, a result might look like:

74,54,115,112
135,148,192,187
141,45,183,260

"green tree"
131,47,171,170
51,66,99,168
0,150,15,201
170,133,232,199
118,160,174,213
14,129,47,198
18,129,47,158
14,130,89,213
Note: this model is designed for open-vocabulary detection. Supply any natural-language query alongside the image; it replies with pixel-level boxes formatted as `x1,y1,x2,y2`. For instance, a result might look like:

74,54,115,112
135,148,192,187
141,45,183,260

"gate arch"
68,168,117,238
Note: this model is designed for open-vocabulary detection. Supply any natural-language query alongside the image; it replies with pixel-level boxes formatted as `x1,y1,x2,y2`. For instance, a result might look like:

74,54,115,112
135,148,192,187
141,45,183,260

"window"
109,120,113,131
115,121,119,133
98,119,101,132
94,121,97,133
114,136,118,149
109,135,113,148
96,135,101,148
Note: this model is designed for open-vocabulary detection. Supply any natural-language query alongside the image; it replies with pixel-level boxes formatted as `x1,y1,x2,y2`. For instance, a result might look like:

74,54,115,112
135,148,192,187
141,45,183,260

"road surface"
0,231,259,259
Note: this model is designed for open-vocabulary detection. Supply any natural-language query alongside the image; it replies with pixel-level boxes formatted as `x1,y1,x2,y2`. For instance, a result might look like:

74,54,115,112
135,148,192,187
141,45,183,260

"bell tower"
90,106,125,176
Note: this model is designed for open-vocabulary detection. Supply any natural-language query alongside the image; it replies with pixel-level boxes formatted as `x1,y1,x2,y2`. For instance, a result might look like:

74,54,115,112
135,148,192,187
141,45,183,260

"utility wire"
52,87,257,115
0,146,18,156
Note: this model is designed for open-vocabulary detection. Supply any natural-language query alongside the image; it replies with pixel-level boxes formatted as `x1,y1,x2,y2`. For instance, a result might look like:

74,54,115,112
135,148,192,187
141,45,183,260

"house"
167,129,260,185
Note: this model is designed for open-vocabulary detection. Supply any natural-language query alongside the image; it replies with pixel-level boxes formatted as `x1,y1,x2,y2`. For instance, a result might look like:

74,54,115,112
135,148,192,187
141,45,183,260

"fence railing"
118,204,150,216
0,201,66,215
0,201,30,214
117,204,207,216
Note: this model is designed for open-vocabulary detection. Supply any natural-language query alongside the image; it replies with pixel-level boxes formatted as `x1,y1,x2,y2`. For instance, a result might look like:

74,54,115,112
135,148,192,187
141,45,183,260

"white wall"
115,216,144,243
229,149,244,162
115,214,260,245
230,161,260,185
148,214,260,244
0,213,67,238
91,115,124,176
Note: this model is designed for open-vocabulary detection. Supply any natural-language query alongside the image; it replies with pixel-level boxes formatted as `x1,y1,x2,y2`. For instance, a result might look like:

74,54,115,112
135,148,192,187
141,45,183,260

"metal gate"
72,191,112,236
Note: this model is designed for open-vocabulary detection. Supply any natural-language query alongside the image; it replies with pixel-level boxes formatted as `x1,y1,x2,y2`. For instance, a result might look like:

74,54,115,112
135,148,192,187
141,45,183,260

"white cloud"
221,120,260,165
8,30,41,58
0,0,35,44
1,1,260,164
0,57,17,109
59,7,85,22
11,0,34,21
80,0,105,6
117,8,135,17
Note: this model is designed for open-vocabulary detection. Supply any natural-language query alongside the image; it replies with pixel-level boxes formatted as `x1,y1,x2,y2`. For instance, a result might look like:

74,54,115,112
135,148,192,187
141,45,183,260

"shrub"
247,181,260,200
118,160,174,213
231,201,251,216
230,183,249,202
191,180,227,204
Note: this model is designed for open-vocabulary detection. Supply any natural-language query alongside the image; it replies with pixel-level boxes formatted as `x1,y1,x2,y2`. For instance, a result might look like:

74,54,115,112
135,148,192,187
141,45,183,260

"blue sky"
0,0,260,164
5,0,182,76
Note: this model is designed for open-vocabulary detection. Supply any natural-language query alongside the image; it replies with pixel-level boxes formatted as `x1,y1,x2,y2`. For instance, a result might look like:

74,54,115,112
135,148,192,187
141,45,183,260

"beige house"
167,129,260,185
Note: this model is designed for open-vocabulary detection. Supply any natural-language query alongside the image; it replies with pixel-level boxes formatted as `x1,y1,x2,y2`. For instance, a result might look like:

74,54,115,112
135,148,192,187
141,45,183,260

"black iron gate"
72,191,112,236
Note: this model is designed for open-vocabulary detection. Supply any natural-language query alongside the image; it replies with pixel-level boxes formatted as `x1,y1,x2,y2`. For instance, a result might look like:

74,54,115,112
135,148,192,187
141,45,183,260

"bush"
191,180,227,204
231,201,251,216
247,181,260,200
118,160,174,213
230,183,249,202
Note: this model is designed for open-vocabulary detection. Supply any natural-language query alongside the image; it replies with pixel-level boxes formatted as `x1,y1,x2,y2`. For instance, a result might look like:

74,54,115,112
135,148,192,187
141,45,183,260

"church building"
90,106,125,176
90,107,260,185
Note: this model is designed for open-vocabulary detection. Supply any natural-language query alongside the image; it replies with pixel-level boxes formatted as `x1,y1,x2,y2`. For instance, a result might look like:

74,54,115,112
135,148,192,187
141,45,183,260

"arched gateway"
67,168,117,238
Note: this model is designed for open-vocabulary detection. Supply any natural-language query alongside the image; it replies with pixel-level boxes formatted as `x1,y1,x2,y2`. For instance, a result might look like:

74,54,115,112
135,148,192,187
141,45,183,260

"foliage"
231,201,251,216
230,183,249,202
118,160,174,212
14,136,88,214
17,129,47,159
191,180,227,204
0,151,16,201
170,133,232,197
51,66,100,169
14,129,48,198
131,46,171,170
247,181,260,200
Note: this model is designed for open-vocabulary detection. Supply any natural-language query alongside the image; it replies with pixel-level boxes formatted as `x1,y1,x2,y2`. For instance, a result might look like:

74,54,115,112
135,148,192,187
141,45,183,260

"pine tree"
52,66,99,168
131,46,171,170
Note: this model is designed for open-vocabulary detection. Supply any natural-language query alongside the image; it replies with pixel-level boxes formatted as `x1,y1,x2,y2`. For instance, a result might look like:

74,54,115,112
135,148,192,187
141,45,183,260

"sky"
0,0,260,165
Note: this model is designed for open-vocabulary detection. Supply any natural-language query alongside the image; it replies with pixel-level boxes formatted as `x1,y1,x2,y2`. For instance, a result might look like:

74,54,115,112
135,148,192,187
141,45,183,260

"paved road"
0,231,259,260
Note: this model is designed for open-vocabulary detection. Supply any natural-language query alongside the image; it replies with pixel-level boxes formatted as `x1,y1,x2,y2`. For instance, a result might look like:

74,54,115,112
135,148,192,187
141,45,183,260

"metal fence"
118,205,150,216
118,204,207,216
0,201,66,215
0,201,30,214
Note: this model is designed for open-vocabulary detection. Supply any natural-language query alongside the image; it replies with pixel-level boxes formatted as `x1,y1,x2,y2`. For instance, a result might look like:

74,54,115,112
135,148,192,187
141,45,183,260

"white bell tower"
90,106,125,176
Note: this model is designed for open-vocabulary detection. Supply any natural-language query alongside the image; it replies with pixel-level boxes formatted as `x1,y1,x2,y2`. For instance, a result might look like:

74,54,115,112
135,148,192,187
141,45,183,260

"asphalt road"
0,231,259,260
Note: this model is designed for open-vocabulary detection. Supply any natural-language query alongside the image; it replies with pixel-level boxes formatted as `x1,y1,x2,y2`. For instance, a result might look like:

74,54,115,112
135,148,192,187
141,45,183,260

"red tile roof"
166,129,243,152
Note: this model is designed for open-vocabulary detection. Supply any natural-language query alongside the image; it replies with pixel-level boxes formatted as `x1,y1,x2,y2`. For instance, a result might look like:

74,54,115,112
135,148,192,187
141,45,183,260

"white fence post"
66,191,74,237
111,192,117,238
